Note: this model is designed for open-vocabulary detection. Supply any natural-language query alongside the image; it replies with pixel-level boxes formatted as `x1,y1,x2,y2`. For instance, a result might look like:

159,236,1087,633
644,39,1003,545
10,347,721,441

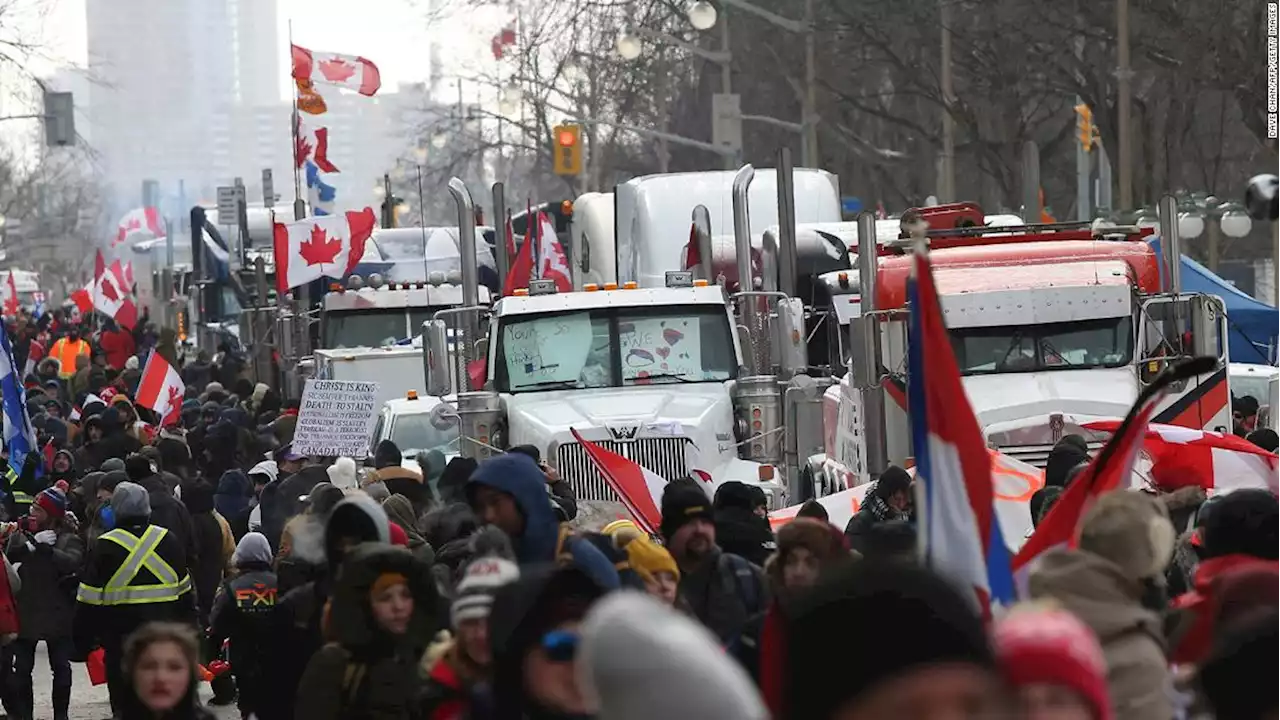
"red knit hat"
388,522,409,548
993,607,1111,720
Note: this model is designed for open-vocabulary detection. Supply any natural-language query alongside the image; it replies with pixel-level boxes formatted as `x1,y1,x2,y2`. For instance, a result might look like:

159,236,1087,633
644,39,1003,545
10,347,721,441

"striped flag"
570,428,669,534
0,328,37,472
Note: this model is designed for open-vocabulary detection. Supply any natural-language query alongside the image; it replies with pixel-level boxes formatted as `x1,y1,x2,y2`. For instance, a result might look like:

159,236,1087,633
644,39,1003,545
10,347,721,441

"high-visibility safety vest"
2,466,28,506
48,338,89,379
76,526,192,606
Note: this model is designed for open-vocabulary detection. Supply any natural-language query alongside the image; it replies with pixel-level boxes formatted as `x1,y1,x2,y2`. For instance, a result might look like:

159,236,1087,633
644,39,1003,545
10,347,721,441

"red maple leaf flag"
292,44,381,96
3,271,19,316
135,350,185,427
294,115,339,173
273,208,376,292
299,224,343,266
113,207,164,247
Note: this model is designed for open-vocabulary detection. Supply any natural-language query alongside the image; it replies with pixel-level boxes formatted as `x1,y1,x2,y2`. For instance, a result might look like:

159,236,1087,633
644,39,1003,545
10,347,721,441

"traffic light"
1074,103,1094,152
552,124,583,176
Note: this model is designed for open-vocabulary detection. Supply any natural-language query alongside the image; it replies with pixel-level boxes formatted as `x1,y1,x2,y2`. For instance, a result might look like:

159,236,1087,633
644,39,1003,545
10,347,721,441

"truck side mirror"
1189,294,1226,362
423,319,454,397
773,297,807,376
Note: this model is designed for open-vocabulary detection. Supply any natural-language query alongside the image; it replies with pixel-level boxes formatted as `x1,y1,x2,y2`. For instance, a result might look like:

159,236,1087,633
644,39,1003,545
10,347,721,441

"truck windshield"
949,316,1134,375
323,309,411,348
495,305,736,393
389,412,460,456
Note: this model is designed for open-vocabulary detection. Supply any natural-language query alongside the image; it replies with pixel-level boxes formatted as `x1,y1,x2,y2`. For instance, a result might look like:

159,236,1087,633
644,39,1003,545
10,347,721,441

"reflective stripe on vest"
76,526,192,606
4,467,26,505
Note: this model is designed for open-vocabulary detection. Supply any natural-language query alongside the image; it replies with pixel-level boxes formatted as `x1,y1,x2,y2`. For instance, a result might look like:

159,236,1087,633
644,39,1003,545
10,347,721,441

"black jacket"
72,519,197,655
258,577,330,720
209,564,278,694
136,474,200,572
713,506,777,568
5,524,84,640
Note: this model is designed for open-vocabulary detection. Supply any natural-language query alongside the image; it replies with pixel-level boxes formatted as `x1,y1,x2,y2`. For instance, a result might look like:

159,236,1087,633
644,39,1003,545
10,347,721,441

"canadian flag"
291,44,381,96
273,208,376,293
135,350,185,427
294,115,338,173
70,251,138,329
114,207,165,248
3,271,18,316
570,428,673,534
502,211,571,295
1083,419,1279,494
491,22,517,60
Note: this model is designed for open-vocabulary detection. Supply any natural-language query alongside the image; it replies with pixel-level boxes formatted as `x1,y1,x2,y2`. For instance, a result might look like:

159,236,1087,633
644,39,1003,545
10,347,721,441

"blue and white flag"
305,160,337,217
0,328,37,472
907,245,1015,616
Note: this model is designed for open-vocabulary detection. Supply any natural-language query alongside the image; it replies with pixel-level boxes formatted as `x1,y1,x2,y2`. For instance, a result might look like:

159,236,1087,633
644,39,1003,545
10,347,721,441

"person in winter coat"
420,556,520,720
660,480,767,645
467,453,620,591
1029,490,1177,720
486,565,606,720
209,533,279,720
506,445,577,522
178,479,235,629
214,470,255,542
730,518,851,685
4,487,84,720
326,456,360,491
277,482,346,596
1166,487,1278,666
259,495,390,720
98,321,136,371
843,465,912,554
1044,435,1091,488
579,591,769,720
774,560,1003,720
126,455,200,572
993,604,1113,720
367,440,431,516
72,482,197,715
181,350,215,395
421,503,482,598
1196,608,1277,720
294,543,438,720
119,621,216,720
711,481,776,568
95,406,143,463
49,449,77,484
382,494,434,565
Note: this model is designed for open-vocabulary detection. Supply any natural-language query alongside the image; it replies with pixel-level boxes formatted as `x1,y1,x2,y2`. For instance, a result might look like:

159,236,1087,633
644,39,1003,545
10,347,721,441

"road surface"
26,642,239,720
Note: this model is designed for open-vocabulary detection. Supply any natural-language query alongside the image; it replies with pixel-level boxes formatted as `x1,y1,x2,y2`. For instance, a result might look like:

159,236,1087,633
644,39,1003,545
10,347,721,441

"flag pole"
416,165,429,284
289,20,304,221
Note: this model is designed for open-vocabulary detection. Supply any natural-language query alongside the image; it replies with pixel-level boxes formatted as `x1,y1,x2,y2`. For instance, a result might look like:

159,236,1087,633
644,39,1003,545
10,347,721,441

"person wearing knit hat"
776,560,1001,719
1030,490,1176,720
5,482,85,720
209,532,277,720
601,518,645,546
659,478,766,645
622,537,680,606
422,555,522,719
994,604,1112,720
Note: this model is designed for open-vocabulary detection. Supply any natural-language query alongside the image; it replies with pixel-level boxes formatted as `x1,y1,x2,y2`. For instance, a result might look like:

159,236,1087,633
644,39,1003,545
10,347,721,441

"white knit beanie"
452,556,520,626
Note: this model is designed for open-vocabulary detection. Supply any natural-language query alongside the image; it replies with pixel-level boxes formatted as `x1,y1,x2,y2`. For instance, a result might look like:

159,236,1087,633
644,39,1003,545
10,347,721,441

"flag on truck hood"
1083,419,1278,494
570,427,670,534
908,245,1015,614
292,44,381,96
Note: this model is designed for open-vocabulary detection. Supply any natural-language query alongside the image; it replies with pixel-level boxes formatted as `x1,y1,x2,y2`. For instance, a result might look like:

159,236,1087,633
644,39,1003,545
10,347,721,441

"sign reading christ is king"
292,379,382,458
1269,3,1278,138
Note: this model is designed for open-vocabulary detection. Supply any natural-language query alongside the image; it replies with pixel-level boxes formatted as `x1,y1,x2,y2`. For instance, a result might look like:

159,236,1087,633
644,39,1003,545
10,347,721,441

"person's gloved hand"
33,530,57,546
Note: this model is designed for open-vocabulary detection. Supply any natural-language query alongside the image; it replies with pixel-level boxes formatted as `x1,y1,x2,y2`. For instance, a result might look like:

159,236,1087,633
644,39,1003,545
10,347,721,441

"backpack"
717,552,765,617
336,648,369,714
555,526,643,589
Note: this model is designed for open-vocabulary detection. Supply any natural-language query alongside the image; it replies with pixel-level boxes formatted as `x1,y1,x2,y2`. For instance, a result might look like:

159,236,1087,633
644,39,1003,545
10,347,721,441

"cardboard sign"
619,317,701,380
292,379,381,458
503,313,594,389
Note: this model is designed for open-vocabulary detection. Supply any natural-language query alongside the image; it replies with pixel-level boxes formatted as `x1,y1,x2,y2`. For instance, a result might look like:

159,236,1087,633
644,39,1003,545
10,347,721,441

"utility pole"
803,0,818,167
938,0,956,203
719,10,735,170
1117,0,1133,211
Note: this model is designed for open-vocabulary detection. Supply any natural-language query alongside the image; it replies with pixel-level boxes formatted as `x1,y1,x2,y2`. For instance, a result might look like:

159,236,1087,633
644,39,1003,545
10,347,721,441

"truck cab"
320,275,493,349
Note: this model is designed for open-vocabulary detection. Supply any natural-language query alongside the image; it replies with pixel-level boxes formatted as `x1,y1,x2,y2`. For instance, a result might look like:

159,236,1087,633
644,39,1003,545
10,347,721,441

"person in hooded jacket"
730,518,851,685
125,455,200,573
178,479,234,630
259,495,390,720
4,487,84,720
383,494,435,565
209,532,279,720
506,445,577,523
367,440,431,516
93,406,143,464
1029,490,1177,720
843,465,913,554
214,469,255,542
421,503,482,598
73,414,109,474
182,350,215,394
109,394,150,446
294,543,438,720
467,453,620,591
1044,434,1091,488
48,449,77,484
277,482,347,596
710,481,776,568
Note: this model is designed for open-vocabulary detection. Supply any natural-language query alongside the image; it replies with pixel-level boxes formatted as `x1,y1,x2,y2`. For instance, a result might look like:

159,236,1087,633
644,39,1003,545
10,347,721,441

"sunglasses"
541,629,579,663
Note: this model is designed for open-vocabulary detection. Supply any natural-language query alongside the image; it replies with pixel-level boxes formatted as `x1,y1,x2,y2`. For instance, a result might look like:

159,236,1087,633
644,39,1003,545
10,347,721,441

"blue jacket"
469,454,619,590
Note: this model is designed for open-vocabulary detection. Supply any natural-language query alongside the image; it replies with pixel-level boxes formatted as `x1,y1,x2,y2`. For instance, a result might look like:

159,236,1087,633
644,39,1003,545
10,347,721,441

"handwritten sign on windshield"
503,313,593,389
293,380,381,458
619,317,702,380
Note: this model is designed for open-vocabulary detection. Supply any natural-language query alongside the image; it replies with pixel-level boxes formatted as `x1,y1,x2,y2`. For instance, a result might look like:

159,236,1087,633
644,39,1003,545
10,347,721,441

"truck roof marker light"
329,282,343,292
513,288,530,296
623,281,638,290
604,282,618,290
758,465,775,482
584,283,599,292
693,278,709,287
561,199,574,216
838,272,849,289
406,390,418,400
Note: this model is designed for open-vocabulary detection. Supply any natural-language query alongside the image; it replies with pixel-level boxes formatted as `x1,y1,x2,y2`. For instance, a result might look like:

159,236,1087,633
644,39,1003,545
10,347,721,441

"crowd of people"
0,304,1274,720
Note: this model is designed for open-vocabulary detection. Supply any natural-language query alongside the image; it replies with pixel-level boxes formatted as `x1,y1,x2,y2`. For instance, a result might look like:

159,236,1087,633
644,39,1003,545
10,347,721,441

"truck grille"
999,441,1105,468
557,438,693,501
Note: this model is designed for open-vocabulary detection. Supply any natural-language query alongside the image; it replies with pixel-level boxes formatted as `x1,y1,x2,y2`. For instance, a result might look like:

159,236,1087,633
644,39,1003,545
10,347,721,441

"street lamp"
498,93,519,116
562,59,582,83
687,1,718,30
616,31,642,60
431,133,448,149
1177,212,1205,241
1219,209,1253,239
412,146,429,165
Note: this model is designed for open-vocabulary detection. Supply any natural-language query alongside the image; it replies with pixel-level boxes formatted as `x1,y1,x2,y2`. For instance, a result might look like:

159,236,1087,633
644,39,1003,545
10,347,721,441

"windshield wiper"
514,379,582,391
628,372,702,384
